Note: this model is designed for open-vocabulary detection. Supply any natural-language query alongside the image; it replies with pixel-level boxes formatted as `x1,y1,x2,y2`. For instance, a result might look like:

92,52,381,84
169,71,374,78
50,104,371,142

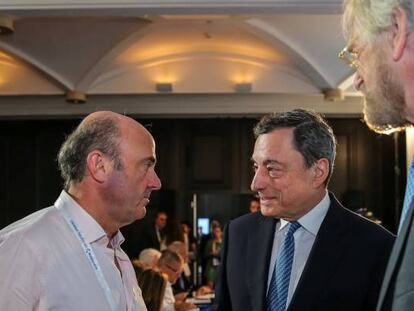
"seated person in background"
133,263,168,311
158,250,196,311
134,248,162,269
168,241,213,298
168,241,193,294
204,224,223,289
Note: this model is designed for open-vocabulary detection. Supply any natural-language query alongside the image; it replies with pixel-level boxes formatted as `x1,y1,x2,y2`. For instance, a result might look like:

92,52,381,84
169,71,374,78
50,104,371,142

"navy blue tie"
267,221,301,311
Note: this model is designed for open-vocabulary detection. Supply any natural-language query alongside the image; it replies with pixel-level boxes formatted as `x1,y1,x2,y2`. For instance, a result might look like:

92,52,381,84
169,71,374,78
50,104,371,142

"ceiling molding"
0,42,71,90
88,51,307,90
0,93,362,119
245,17,331,90
75,18,151,91
1,1,343,16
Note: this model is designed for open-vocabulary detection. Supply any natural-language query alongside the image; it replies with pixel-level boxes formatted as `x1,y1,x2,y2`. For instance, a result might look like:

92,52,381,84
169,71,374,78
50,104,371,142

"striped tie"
399,159,414,233
267,221,301,311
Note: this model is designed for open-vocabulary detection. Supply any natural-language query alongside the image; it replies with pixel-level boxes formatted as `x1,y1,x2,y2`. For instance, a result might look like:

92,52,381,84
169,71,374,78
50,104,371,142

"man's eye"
144,161,154,169
267,166,279,171
267,167,282,176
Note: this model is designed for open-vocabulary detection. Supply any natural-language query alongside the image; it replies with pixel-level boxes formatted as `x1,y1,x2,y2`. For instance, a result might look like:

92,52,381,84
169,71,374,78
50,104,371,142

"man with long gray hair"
0,111,161,310
215,109,394,311
341,1,414,310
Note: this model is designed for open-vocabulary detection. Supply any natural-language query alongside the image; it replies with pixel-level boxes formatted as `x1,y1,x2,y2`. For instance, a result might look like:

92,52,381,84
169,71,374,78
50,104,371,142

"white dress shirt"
0,190,147,311
267,192,330,307
162,282,176,311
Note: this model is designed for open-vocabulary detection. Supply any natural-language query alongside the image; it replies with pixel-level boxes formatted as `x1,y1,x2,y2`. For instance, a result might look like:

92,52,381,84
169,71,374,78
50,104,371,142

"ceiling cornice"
1,1,343,16
0,93,362,119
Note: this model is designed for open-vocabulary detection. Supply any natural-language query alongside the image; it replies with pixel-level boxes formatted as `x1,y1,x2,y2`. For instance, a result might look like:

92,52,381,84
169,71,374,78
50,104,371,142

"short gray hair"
254,109,337,185
158,249,182,266
343,0,413,44
57,117,122,189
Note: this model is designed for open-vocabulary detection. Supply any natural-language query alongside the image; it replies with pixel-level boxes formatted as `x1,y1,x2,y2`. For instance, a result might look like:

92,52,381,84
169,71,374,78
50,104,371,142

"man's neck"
67,186,119,238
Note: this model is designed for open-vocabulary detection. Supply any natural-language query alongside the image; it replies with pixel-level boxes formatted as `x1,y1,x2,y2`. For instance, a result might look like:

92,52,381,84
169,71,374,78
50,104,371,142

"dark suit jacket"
135,223,162,256
215,193,395,311
172,272,193,294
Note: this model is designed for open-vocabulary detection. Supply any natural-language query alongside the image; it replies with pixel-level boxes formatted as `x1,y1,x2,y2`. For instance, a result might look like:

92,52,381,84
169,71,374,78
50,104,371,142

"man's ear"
85,150,109,183
390,7,408,61
312,158,329,188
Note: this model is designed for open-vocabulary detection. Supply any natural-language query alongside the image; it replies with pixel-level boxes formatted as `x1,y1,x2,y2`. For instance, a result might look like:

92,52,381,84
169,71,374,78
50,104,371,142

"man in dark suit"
136,211,167,256
215,109,395,311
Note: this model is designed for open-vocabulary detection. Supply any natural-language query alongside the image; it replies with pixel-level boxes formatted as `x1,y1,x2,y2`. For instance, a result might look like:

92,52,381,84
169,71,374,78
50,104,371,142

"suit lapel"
288,195,348,310
247,215,277,311
376,200,414,310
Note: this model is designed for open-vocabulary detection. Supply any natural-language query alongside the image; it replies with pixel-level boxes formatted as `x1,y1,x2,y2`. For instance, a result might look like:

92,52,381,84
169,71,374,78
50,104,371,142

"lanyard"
58,206,118,311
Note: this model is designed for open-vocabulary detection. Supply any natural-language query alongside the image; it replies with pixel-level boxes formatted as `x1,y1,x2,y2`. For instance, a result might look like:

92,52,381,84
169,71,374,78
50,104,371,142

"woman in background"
134,263,167,311
204,224,222,289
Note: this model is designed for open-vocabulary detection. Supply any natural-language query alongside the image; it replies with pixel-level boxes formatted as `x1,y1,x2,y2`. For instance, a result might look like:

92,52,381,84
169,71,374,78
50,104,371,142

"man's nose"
251,168,265,192
150,171,162,190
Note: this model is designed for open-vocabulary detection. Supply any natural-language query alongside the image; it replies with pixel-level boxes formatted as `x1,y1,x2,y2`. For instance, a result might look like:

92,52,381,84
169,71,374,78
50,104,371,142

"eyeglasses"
165,263,181,274
338,46,361,69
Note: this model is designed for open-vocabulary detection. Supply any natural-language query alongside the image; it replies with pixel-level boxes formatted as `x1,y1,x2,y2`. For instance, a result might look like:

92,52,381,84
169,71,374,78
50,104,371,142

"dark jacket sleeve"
214,223,232,311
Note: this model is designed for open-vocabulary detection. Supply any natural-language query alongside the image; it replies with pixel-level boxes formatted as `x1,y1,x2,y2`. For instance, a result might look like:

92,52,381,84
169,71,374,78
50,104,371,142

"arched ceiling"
0,0,360,118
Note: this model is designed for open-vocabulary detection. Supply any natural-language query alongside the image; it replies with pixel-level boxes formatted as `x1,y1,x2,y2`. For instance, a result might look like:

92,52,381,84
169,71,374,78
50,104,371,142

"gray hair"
342,0,413,44
57,117,122,189
138,248,162,266
158,249,182,266
254,109,337,185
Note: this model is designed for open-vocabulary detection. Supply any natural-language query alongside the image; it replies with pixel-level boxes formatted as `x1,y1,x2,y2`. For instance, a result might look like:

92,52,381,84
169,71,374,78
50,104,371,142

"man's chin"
135,199,149,219
364,103,407,134
260,206,278,217
136,207,146,220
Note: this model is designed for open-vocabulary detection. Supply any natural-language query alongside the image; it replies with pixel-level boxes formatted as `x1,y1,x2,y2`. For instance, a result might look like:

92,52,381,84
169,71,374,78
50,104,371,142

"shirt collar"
279,191,330,236
55,190,124,246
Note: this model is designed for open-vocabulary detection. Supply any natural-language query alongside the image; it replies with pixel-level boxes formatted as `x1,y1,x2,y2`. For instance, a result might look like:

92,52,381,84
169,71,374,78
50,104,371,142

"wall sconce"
66,91,87,104
234,83,252,93
0,16,14,35
155,83,173,93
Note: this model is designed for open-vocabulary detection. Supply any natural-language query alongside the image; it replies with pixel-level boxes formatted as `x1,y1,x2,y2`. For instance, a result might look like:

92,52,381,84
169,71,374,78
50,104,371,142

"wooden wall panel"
0,117,401,234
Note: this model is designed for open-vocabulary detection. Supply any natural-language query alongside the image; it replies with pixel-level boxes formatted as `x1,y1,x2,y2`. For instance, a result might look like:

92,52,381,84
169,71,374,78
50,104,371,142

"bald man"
0,111,161,311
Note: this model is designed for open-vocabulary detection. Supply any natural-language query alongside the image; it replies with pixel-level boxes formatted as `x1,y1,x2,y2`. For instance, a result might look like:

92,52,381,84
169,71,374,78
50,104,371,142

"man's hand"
174,292,188,302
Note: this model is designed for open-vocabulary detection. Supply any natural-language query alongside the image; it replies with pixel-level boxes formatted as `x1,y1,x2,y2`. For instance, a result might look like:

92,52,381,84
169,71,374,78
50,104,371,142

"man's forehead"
347,29,372,50
253,129,294,150
169,261,182,269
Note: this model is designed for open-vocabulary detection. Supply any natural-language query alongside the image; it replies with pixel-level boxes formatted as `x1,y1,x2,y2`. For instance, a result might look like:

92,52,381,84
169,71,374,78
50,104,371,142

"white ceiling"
0,0,361,118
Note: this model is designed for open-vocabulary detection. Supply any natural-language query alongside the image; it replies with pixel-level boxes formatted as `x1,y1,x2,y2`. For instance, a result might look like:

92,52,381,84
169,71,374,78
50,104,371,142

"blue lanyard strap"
58,206,117,311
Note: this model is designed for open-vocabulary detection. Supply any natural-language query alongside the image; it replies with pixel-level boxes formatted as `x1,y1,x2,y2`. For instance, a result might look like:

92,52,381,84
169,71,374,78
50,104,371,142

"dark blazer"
215,193,395,311
135,223,162,256
172,272,193,294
